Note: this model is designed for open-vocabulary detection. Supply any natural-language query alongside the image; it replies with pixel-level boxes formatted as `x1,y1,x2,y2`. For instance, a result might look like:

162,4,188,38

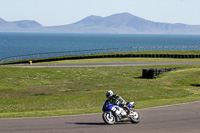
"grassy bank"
1,63,200,118
32,58,200,65
1,50,200,65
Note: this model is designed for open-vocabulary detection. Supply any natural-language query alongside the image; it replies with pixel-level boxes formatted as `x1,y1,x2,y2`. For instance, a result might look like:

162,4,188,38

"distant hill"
1,13,200,34
0,18,43,32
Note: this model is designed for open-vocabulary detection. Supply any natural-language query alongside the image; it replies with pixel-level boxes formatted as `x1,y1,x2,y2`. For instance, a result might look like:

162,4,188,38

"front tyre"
102,112,115,125
129,109,140,124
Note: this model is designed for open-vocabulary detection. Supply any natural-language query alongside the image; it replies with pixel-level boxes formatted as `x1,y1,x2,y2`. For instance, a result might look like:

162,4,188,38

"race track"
0,101,200,133
9,62,200,67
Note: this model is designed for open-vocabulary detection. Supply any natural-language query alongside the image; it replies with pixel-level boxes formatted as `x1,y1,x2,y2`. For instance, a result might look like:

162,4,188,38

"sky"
0,0,200,26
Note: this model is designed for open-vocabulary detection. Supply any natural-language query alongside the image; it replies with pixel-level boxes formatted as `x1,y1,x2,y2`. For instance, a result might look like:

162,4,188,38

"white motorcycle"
102,101,140,125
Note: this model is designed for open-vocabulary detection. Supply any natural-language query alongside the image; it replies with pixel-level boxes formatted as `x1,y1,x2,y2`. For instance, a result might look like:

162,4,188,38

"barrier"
142,68,181,79
0,45,200,64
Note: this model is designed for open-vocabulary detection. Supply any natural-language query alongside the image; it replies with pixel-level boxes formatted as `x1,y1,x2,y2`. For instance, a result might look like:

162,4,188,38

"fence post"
0,58,3,63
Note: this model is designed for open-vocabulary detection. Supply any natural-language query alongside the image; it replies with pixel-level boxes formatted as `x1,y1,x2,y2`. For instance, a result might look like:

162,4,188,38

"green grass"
1,61,200,118
31,58,200,65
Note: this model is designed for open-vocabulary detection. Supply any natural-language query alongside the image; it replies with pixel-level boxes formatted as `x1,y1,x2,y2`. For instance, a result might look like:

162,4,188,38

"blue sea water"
0,33,200,59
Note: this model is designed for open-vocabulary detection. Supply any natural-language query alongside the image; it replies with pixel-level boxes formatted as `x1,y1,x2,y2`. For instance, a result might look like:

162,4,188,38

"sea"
0,33,200,59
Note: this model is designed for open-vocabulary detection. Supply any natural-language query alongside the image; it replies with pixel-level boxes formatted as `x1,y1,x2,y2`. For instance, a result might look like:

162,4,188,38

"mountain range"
1,13,200,34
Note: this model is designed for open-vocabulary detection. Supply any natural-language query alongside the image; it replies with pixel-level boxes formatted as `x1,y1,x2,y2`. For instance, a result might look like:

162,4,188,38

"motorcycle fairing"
102,100,115,112
127,102,135,108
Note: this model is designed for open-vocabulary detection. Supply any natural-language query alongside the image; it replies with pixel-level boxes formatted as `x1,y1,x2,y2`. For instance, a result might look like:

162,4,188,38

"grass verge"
1,62,200,118
31,58,200,65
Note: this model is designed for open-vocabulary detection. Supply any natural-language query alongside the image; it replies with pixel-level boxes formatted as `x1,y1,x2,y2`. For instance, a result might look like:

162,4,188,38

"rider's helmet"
106,90,113,99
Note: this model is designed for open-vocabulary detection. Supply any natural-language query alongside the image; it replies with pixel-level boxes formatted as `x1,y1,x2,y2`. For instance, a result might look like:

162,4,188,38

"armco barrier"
1,53,200,65
0,45,200,64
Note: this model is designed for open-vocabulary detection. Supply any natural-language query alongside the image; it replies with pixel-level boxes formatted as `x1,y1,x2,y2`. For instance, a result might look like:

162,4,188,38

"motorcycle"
102,101,140,125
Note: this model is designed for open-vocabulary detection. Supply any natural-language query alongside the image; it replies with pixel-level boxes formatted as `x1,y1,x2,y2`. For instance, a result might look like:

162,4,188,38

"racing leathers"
109,94,126,105
108,94,128,121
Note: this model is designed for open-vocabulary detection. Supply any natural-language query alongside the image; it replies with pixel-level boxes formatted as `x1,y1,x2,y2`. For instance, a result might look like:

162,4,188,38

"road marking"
1,101,199,120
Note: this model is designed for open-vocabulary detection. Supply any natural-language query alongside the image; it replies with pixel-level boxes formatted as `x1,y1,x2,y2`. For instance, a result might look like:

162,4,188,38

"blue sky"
0,0,200,26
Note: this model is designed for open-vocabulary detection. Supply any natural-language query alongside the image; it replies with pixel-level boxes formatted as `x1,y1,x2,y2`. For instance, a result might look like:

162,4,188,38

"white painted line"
1,101,200,120
139,101,200,110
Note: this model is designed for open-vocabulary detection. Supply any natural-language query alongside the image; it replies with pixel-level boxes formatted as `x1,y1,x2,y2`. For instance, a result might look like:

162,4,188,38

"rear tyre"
102,112,115,125
129,109,140,124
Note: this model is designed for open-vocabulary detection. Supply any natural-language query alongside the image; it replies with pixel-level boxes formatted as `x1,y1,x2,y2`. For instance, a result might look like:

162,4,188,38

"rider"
104,90,128,120
106,90,126,105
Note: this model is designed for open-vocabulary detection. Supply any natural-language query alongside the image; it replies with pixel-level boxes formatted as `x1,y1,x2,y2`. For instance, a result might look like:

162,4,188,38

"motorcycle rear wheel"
129,109,140,124
102,112,116,125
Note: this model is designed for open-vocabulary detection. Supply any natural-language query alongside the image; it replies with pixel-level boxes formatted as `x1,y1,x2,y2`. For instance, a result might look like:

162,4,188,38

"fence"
0,45,200,64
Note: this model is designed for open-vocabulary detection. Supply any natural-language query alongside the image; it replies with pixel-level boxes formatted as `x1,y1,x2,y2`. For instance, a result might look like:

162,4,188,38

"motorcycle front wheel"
102,112,115,125
129,109,140,124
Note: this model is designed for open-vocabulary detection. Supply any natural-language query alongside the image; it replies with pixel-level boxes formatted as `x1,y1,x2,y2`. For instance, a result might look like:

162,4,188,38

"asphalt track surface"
8,62,200,67
0,101,200,133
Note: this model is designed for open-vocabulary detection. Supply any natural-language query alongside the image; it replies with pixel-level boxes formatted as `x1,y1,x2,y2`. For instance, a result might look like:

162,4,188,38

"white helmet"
106,90,113,98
